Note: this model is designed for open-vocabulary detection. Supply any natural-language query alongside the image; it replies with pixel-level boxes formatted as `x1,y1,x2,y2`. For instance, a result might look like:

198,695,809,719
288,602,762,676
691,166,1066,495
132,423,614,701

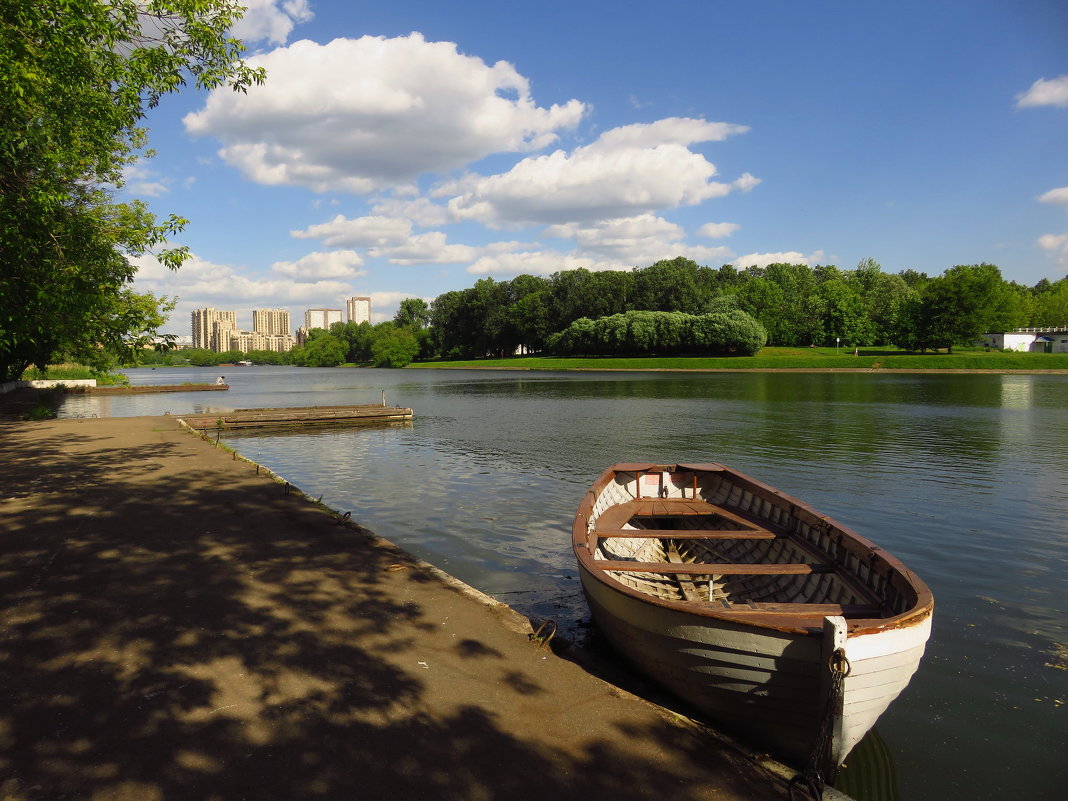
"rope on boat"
790,646,851,800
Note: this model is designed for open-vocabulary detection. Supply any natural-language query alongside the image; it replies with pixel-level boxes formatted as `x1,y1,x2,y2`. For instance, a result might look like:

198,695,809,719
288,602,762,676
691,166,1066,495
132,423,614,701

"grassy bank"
407,347,1068,372
20,363,129,385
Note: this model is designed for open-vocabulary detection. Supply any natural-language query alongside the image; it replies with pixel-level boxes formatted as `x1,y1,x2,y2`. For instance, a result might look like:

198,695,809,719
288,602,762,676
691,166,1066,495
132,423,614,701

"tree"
0,1,264,381
819,279,875,346
394,298,430,330
291,334,346,367
371,328,420,368
921,264,1020,352
1032,277,1068,326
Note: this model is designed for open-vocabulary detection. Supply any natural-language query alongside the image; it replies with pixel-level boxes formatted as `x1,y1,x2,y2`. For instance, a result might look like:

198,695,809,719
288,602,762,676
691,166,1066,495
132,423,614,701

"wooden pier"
73,383,229,394
180,403,413,431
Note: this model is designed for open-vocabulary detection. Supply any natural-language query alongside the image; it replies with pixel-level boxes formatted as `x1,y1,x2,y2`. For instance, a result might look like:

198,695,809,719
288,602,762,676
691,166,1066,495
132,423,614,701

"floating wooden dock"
180,404,413,430
70,384,230,394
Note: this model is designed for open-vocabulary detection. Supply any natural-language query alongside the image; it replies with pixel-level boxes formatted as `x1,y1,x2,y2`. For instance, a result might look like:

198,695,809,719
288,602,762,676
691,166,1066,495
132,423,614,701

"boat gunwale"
573,462,934,636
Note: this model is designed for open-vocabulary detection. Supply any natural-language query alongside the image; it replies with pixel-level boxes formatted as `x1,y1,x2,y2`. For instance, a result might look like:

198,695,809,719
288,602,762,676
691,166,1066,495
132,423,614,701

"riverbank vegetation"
426,259,1066,359
19,364,128,385
409,347,1068,371
117,258,1068,371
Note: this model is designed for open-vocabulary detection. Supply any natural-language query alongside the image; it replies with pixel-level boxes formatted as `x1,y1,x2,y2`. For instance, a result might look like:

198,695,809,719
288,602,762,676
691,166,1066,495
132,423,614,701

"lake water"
59,367,1068,800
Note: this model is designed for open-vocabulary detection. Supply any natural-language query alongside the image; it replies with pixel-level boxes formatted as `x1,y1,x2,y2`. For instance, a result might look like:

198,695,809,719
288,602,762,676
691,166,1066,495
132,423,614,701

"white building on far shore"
980,327,1068,353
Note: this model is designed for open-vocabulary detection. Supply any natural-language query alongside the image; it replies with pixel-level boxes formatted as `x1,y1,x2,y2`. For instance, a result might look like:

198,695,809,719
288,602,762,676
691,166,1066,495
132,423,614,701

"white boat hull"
581,571,930,765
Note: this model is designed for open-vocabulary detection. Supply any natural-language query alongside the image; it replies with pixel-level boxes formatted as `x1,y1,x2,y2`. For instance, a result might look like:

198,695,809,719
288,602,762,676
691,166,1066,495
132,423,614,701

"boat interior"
586,467,911,620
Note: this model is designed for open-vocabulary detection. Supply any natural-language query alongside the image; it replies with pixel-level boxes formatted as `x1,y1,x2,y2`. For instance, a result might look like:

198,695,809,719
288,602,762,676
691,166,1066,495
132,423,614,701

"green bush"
547,309,767,356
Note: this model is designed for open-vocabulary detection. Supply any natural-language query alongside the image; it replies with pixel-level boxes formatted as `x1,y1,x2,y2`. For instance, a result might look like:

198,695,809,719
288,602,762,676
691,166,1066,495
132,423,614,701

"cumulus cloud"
697,222,740,239
445,117,752,226
119,163,169,197
545,215,683,256
271,250,365,280
466,249,607,276
1016,75,1068,108
292,215,414,248
1038,187,1068,205
369,196,451,227
231,0,313,46
1038,233,1068,265
184,33,585,193
131,250,356,329
369,232,479,265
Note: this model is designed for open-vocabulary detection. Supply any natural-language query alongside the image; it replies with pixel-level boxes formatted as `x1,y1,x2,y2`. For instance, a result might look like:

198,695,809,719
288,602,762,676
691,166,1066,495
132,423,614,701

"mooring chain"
789,646,851,801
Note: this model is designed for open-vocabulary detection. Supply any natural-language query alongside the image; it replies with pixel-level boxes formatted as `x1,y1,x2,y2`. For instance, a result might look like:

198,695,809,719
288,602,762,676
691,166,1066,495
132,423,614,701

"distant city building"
224,330,295,353
252,308,291,337
346,296,372,325
295,326,309,347
191,308,236,351
304,308,343,331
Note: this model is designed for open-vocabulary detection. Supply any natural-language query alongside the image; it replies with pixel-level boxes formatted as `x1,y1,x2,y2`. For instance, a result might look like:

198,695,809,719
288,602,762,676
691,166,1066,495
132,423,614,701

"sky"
125,0,1068,334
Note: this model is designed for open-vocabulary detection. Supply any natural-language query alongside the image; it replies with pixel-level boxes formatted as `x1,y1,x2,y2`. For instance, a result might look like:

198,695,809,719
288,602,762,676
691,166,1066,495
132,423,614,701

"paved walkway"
0,416,794,801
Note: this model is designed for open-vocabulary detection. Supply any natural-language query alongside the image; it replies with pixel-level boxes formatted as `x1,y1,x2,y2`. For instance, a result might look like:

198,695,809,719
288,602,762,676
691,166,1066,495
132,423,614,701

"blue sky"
126,0,1068,333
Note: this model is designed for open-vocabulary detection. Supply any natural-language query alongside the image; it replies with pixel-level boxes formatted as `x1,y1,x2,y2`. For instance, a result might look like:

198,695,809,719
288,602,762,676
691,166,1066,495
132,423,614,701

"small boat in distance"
572,463,933,773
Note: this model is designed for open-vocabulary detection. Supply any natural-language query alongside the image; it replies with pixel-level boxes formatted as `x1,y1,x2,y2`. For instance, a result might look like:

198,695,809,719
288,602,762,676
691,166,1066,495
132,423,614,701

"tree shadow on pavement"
0,420,784,801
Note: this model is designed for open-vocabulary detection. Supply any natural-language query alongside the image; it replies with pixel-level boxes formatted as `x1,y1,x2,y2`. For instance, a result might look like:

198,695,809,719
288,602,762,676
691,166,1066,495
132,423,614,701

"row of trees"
138,303,434,368
135,261,1068,368
426,258,1068,358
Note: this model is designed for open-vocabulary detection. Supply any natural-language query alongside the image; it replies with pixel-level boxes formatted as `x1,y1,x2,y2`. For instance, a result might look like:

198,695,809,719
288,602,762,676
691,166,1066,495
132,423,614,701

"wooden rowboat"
572,463,933,772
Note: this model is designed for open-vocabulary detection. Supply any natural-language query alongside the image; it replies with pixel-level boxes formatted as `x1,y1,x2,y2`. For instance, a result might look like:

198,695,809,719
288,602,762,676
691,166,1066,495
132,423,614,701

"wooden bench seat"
592,561,836,575
594,528,778,540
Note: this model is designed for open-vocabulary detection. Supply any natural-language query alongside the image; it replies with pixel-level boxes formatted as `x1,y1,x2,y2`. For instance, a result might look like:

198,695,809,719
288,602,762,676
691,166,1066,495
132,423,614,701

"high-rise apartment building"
304,308,343,331
191,308,236,351
252,308,291,337
223,331,295,353
346,296,372,325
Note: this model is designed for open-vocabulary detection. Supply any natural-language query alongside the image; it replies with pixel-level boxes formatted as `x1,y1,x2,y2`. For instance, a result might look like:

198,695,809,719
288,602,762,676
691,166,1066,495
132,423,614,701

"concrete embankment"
0,415,826,801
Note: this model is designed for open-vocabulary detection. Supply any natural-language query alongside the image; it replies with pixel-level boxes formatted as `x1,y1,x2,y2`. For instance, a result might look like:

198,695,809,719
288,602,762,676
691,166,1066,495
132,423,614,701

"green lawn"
407,347,1068,371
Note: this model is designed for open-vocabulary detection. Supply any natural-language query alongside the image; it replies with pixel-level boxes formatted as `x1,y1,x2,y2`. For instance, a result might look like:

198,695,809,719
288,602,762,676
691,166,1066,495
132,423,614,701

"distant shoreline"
407,365,1068,375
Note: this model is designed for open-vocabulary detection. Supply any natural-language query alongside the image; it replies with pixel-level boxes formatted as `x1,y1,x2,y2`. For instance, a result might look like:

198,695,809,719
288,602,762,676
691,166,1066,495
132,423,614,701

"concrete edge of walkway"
174,416,856,801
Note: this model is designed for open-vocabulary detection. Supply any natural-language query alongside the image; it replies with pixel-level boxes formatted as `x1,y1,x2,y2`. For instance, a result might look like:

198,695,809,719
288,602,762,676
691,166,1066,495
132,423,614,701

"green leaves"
0,1,261,381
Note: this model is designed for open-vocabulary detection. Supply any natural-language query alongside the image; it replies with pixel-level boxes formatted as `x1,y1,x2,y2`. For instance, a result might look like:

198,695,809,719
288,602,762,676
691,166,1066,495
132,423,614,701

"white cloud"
184,33,585,193
545,215,683,255
119,163,169,197
1016,75,1068,108
732,173,761,192
466,249,608,276
1038,187,1068,205
131,251,356,329
540,215,738,268
733,250,823,269
369,196,451,227
369,232,479,265
1038,233,1068,265
446,117,752,226
292,215,414,248
697,222,740,239
271,250,365,280
231,0,313,46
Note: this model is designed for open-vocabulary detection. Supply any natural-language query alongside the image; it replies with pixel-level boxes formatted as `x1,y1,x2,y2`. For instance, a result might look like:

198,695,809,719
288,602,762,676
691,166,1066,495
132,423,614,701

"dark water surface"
60,367,1068,800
